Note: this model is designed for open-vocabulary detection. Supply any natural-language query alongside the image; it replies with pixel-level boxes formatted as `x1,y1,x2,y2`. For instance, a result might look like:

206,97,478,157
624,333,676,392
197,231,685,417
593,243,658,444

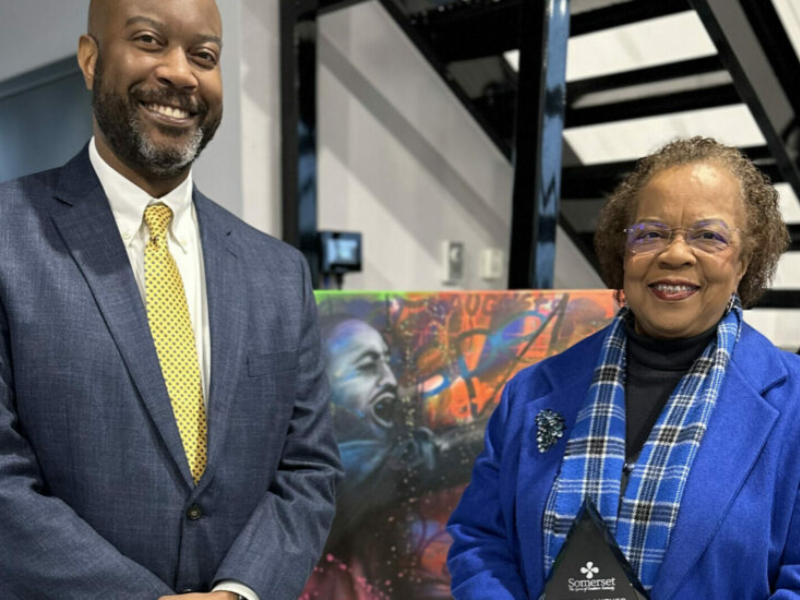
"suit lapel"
193,192,246,491
50,150,195,488
653,331,782,599
516,377,591,587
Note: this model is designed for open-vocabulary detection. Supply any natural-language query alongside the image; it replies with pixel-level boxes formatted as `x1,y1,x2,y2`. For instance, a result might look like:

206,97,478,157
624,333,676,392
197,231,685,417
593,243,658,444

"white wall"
238,0,282,237
317,1,602,291
195,0,244,217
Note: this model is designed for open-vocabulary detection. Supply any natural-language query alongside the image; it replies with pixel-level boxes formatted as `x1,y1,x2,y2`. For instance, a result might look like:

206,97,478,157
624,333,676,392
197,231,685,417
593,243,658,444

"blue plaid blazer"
448,322,800,600
0,148,342,599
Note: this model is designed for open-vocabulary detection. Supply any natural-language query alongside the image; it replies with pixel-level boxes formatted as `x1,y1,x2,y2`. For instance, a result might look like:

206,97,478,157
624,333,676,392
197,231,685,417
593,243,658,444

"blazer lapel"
653,334,782,599
50,150,195,488
193,192,246,491
516,378,590,587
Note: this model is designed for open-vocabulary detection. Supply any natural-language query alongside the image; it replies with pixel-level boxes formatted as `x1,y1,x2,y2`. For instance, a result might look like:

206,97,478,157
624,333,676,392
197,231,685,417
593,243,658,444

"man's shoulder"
192,190,305,264
0,147,95,214
0,166,62,205
0,166,68,234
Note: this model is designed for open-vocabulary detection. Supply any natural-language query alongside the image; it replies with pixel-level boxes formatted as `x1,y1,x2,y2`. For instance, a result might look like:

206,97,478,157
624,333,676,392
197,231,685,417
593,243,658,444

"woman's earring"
725,295,735,313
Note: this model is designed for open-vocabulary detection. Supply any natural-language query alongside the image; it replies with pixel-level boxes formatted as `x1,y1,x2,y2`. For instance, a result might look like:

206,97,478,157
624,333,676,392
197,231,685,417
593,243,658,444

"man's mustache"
132,86,206,116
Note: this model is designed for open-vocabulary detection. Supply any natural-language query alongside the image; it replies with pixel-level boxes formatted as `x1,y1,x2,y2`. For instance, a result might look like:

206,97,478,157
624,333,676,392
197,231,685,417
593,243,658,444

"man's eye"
356,362,378,375
195,50,218,65
135,34,161,47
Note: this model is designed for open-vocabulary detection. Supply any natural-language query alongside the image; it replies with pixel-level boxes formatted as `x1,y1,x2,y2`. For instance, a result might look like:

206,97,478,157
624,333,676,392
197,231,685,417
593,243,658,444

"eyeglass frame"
622,220,742,255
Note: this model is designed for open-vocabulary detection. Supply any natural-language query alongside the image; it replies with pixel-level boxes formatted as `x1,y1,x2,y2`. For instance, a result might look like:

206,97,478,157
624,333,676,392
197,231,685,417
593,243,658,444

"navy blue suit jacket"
0,149,342,599
448,322,800,599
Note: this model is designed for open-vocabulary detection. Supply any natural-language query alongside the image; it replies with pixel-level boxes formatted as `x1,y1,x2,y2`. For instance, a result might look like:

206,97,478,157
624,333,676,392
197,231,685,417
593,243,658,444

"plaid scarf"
542,297,743,590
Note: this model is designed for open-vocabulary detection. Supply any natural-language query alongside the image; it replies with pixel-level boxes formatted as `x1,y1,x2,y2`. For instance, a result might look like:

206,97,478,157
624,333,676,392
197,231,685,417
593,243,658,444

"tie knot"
144,204,173,240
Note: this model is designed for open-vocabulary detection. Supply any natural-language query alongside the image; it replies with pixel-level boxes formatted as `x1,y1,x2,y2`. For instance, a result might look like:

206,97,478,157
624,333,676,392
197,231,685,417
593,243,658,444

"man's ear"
77,34,99,91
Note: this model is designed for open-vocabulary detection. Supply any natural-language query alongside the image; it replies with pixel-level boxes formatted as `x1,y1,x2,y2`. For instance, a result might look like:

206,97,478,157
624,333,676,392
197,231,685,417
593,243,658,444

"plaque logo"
539,499,650,599
580,562,599,579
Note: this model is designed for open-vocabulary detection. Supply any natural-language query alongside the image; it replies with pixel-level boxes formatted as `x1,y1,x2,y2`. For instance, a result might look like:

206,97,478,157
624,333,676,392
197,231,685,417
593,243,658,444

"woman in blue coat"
447,137,800,599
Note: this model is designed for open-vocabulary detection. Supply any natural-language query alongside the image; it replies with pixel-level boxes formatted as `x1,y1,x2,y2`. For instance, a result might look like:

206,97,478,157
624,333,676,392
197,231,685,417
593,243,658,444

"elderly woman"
447,137,800,599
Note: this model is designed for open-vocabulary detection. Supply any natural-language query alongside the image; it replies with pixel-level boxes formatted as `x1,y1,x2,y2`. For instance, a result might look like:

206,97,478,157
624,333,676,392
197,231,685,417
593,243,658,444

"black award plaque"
539,499,650,600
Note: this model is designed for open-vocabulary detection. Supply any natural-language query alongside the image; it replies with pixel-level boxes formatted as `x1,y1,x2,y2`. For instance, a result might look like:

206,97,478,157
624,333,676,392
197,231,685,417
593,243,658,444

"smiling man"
0,1,341,599
85,0,224,196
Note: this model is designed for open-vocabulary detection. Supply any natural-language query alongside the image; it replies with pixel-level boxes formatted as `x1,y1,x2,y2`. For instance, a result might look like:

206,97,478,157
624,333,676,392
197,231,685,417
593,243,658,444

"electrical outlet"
480,248,504,281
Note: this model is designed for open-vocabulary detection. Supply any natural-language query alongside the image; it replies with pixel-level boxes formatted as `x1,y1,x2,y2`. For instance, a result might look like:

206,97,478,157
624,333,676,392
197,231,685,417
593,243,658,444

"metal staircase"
380,0,800,310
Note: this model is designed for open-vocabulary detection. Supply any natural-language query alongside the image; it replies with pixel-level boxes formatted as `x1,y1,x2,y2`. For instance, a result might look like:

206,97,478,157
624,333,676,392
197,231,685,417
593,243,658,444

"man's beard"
91,54,221,180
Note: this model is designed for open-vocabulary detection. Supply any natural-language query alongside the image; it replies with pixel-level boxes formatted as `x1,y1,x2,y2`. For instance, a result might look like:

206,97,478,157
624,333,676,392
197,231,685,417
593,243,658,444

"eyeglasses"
623,221,740,254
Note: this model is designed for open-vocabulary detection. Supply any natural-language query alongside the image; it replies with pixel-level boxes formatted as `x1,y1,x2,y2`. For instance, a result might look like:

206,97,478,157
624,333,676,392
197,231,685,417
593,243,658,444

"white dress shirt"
88,138,257,600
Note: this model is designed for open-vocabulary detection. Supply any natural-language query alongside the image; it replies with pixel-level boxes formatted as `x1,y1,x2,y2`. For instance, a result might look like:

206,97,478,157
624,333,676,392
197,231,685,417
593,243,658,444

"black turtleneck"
624,323,716,463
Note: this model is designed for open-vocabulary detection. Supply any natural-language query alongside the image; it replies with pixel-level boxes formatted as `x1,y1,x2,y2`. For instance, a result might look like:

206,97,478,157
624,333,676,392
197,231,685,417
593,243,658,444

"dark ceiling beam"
568,55,723,100
689,0,800,205
564,83,740,128
789,225,800,253
570,0,691,37
561,161,635,199
407,0,692,62
409,0,522,61
410,0,520,25
755,290,800,309
755,163,783,184
316,0,370,15
560,145,781,198
742,145,776,162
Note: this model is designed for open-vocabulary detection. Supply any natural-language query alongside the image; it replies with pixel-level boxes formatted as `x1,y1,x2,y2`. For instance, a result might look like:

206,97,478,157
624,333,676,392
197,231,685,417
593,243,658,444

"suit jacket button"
181,589,195,593
186,504,203,520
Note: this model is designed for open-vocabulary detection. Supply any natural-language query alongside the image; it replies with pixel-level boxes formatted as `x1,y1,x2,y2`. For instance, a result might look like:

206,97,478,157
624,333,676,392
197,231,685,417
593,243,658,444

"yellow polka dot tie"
144,204,207,484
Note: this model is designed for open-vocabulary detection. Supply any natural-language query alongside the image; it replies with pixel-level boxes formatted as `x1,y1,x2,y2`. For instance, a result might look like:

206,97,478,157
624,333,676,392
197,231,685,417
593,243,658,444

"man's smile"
142,102,194,122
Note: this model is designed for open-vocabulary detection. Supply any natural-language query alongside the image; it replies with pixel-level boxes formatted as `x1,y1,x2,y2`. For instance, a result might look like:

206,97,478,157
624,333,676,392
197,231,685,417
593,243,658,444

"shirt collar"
89,137,195,253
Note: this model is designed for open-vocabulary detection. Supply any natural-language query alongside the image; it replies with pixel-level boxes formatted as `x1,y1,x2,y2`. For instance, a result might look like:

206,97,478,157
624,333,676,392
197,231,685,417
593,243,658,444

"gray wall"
0,1,87,83
0,60,92,182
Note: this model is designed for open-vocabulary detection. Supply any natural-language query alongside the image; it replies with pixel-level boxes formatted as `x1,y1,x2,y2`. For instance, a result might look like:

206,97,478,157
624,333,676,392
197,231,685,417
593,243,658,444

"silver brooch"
536,409,565,453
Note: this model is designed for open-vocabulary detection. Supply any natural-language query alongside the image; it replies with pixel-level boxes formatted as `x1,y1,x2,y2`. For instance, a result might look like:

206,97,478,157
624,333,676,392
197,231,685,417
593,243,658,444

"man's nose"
379,361,397,387
155,47,198,90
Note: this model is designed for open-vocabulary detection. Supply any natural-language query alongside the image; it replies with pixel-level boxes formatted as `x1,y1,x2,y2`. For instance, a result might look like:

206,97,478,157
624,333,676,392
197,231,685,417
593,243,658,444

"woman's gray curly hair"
593,136,789,308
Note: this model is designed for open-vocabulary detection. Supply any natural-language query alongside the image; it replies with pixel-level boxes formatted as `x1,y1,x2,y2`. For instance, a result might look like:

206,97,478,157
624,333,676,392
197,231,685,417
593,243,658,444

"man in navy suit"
0,0,341,598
